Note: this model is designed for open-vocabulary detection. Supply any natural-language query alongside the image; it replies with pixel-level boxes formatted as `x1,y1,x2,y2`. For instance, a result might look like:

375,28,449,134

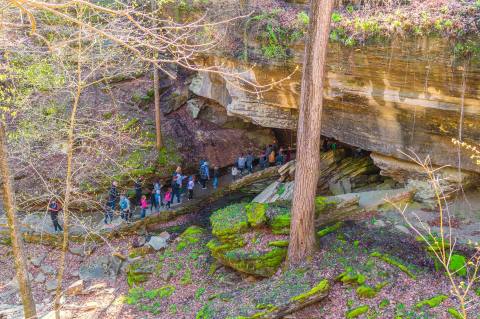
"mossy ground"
120,216,478,319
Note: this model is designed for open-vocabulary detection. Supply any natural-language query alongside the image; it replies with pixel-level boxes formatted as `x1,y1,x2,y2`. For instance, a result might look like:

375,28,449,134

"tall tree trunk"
0,122,37,319
287,0,334,265
151,0,163,150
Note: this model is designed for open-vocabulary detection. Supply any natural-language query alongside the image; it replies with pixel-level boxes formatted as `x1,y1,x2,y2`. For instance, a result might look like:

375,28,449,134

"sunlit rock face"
191,37,480,173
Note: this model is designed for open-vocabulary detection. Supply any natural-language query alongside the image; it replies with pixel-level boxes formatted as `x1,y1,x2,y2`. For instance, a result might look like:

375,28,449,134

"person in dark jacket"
105,181,118,224
246,152,254,174
212,166,219,189
134,177,143,206
48,199,63,232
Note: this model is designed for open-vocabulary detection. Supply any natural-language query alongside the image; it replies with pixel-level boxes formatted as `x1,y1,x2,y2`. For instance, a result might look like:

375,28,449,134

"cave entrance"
272,128,297,149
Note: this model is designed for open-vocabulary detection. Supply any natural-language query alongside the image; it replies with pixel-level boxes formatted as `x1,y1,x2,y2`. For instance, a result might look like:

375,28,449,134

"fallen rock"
34,273,46,284
79,255,123,281
68,245,86,257
40,264,55,275
30,253,46,267
186,97,206,118
45,278,58,292
146,236,168,251
66,280,84,296
158,231,171,241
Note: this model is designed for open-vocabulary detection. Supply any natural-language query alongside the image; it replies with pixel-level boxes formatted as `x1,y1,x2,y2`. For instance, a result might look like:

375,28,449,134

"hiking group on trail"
46,142,294,229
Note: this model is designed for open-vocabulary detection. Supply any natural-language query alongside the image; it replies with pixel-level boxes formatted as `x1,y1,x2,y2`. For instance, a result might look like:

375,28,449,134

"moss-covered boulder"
208,202,289,277
245,202,268,227
210,203,249,241
210,244,287,277
207,198,354,277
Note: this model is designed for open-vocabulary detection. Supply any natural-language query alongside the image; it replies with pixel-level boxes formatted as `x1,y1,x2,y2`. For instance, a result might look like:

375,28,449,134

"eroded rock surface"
191,37,480,173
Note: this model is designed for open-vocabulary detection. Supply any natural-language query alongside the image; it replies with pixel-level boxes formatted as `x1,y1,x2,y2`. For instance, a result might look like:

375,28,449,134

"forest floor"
1,204,479,319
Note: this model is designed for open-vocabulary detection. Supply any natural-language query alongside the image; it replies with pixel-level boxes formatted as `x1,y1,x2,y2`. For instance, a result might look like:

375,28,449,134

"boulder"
40,264,55,275
30,253,46,267
186,98,206,118
146,236,168,251
34,273,46,284
65,280,84,296
157,231,171,241
45,279,58,292
207,202,290,277
68,246,86,257
160,84,189,114
79,255,123,281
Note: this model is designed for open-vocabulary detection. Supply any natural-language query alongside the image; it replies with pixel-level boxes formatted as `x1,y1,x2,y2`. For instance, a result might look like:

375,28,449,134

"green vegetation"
370,251,416,279
196,303,215,319
289,279,329,302
268,240,289,248
328,1,480,56
356,285,377,299
124,285,176,315
336,267,366,285
346,305,369,318
126,262,150,287
415,294,448,309
317,222,344,238
449,254,467,277
246,8,309,60
245,202,267,227
447,308,464,319
176,226,205,251
210,203,249,239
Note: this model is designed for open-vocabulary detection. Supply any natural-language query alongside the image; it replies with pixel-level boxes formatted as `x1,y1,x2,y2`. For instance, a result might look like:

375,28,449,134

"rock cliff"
190,37,480,173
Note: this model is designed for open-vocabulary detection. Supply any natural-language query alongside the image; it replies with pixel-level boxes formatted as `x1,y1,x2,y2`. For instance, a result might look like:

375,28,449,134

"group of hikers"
47,142,294,230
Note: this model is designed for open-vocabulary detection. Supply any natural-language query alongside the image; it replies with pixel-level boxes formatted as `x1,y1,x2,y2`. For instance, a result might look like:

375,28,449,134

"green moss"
379,299,390,309
126,263,150,287
315,196,336,214
122,118,139,132
289,279,330,302
176,226,205,251
370,252,416,280
245,202,268,227
449,254,467,277
210,203,249,239
336,267,366,285
317,222,344,238
180,268,192,285
415,295,448,308
356,285,377,299
196,303,215,319
447,308,464,319
346,305,369,318
210,244,287,277
269,213,291,235
268,240,289,248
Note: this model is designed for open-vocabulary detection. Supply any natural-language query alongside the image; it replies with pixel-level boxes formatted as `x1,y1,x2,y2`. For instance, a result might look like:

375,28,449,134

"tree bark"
54,20,83,319
288,0,335,265
0,122,37,319
151,0,163,150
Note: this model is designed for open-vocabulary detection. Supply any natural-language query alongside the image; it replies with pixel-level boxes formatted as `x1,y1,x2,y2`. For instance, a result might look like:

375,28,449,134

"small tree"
0,121,37,319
